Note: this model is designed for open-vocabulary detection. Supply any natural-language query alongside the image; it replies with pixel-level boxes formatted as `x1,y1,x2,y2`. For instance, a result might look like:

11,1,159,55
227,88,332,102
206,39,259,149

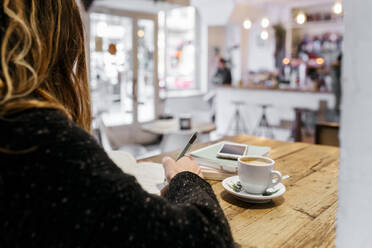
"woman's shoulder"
0,107,78,133
0,107,125,180
0,107,73,128
0,108,94,151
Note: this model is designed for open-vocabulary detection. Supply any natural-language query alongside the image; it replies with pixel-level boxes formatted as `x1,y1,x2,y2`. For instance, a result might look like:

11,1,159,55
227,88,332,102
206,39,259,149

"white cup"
238,156,282,194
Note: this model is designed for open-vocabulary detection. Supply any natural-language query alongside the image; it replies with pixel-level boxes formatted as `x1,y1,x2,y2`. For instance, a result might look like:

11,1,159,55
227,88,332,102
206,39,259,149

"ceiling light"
243,19,252,30
296,12,306,25
333,2,343,15
282,58,290,65
137,29,145,38
261,17,270,28
316,58,325,65
260,30,269,40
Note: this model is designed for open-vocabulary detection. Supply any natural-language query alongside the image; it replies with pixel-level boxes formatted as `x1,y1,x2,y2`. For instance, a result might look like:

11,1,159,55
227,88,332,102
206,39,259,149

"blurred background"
83,0,343,158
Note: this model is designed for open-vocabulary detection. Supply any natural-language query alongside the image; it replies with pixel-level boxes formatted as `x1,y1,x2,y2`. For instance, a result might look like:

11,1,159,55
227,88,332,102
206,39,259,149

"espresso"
240,158,271,166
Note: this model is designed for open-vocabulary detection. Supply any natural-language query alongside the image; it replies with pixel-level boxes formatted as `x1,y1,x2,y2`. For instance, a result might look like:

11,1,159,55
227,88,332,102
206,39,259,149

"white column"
337,0,372,247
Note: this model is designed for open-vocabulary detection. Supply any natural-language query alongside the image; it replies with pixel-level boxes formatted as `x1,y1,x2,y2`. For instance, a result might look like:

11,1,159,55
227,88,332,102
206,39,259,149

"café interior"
82,0,369,246
87,0,342,157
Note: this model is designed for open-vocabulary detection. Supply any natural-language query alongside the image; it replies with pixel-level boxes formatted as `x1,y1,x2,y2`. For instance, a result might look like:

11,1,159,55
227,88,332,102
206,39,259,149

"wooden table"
142,135,339,248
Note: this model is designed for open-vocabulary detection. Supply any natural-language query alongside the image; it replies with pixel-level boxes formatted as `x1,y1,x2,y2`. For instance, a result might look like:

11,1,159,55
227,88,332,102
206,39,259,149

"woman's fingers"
184,154,194,160
162,155,204,181
162,156,176,182
162,156,175,169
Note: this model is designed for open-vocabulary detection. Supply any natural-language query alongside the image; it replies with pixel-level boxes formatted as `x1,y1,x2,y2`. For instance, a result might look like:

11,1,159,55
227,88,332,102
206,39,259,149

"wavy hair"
0,0,91,131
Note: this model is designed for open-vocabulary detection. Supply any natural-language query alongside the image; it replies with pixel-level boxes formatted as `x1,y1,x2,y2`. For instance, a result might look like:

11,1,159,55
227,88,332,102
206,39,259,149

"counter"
219,85,333,94
215,86,335,141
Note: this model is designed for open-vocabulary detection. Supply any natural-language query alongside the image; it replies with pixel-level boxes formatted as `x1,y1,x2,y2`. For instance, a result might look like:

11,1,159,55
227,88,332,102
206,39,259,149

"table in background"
142,135,339,248
140,119,216,135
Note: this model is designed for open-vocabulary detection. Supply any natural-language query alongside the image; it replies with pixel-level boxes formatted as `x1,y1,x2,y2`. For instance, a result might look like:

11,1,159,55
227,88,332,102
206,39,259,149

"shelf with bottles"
291,3,343,28
279,56,337,93
291,19,343,30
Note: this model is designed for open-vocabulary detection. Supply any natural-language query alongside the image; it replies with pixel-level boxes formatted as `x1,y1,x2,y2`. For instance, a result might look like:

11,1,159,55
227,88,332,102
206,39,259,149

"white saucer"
222,176,286,203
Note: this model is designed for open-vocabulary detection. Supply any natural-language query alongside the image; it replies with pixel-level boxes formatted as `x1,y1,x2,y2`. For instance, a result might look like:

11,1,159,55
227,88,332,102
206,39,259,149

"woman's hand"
162,156,203,182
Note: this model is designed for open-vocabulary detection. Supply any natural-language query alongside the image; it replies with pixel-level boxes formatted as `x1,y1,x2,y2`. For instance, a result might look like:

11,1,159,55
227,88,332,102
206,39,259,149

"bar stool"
225,101,249,135
253,104,274,139
290,107,315,142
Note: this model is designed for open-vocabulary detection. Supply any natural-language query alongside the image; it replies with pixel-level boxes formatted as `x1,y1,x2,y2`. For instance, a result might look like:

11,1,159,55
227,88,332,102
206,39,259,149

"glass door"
136,18,157,123
90,9,158,127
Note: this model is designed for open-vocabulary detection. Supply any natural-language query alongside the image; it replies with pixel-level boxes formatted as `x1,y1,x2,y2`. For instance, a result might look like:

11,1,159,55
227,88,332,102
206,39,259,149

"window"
90,13,134,124
158,7,199,97
89,11,158,126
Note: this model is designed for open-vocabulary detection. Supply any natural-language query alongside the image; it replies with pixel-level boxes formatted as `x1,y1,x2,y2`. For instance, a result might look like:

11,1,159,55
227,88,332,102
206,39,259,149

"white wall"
191,0,234,92
191,0,234,26
246,23,276,72
226,24,242,85
337,0,372,247
230,3,291,74
93,0,184,13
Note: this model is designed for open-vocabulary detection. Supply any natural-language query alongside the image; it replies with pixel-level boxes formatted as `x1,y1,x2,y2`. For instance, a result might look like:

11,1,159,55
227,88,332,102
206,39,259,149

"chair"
97,117,114,151
291,108,316,142
315,122,340,146
97,117,157,159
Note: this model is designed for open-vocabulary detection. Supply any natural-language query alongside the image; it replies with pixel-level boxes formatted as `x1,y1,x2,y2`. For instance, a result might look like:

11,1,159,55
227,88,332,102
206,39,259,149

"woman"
0,1,234,247
212,58,232,86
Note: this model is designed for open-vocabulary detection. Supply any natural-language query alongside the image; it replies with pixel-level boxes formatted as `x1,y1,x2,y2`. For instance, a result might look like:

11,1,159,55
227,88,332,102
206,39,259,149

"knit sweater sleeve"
94,171,235,248
78,133,234,247
4,109,235,248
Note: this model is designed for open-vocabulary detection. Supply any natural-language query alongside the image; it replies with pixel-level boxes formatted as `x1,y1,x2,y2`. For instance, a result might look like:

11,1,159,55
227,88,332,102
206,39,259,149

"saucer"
222,176,286,203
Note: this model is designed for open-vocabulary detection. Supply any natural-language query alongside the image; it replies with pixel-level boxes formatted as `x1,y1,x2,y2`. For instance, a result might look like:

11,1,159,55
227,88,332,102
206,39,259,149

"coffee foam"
240,158,271,166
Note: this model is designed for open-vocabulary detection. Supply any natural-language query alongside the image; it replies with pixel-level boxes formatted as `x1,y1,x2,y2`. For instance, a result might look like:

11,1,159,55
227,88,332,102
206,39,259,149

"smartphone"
217,143,248,160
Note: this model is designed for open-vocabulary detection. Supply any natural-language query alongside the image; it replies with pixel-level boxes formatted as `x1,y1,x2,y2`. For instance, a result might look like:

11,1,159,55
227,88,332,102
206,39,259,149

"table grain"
141,135,338,248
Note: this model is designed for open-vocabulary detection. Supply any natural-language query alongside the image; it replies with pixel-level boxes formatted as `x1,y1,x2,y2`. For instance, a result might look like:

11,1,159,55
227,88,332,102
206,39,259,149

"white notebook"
108,151,165,195
189,141,271,173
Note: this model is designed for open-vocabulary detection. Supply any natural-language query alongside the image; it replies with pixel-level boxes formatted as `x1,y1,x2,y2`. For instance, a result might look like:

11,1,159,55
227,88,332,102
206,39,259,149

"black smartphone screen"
220,144,246,156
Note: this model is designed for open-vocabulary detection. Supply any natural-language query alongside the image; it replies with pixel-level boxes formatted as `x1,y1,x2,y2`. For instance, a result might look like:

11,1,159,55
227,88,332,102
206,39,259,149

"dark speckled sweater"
0,108,235,248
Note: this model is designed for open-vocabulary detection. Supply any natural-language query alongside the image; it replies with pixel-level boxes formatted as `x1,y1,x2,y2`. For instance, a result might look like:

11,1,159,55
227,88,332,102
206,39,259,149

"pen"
159,132,199,186
176,132,199,161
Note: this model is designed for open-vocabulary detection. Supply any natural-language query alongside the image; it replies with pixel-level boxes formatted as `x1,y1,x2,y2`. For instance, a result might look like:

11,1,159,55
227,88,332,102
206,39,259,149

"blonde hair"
0,0,91,131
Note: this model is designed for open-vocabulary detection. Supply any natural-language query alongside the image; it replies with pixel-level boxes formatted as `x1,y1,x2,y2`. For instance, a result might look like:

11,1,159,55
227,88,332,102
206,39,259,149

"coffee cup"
238,156,282,194
179,114,192,130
